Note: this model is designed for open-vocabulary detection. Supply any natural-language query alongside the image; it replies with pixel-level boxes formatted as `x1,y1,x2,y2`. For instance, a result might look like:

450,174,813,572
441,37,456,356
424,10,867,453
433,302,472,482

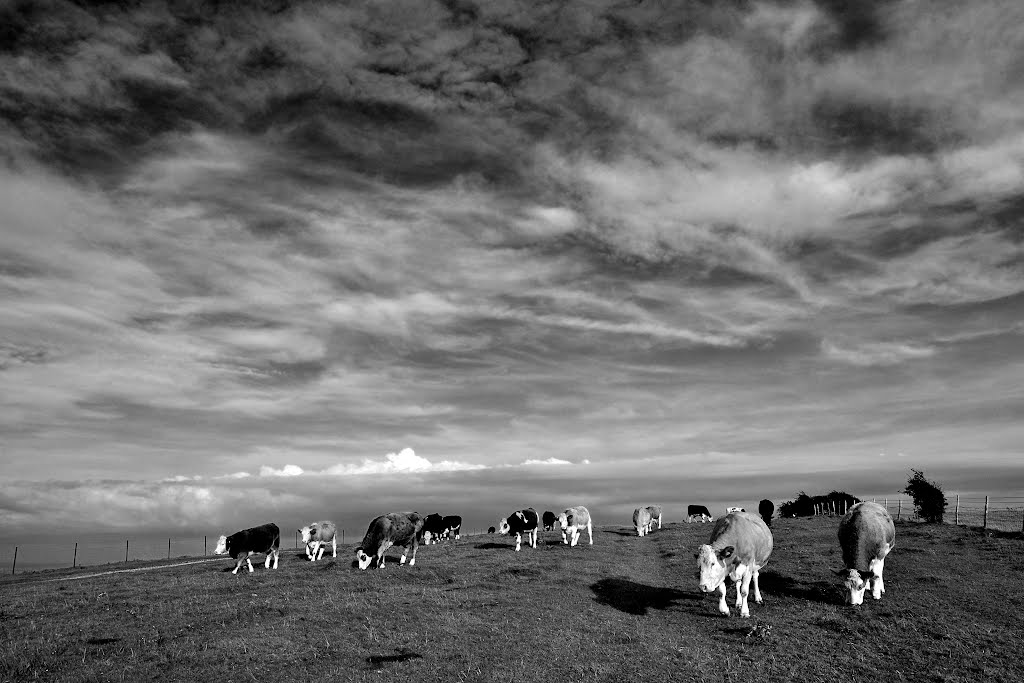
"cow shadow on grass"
591,578,701,615
474,542,511,550
604,529,640,537
757,570,839,605
366,648,423,670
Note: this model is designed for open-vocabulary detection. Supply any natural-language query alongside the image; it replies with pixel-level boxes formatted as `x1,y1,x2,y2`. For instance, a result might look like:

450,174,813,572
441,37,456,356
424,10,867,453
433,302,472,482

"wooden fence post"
884,498,887,513
204,536,207,556
168,538,171,559
955,495,959,525
983,496,989,530
897,499,901,521
342,529,345,544
73,542,78,568
11,546,16,575
125,540,129,563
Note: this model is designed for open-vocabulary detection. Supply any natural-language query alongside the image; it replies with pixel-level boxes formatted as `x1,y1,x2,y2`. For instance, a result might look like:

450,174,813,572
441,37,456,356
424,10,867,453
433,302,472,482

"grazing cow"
646,505,663,531
542,510,557,532
421,513,447,545
558,506,593,547
487,526,496,534
833,501,896,605
633,506,653,537
497,508,540,551
355,512,424,570
299,520,337,561
687,505,713,523
214,523,281,575
726,506,745,514
758,500,774,528
441,515,462,540
696,511,773,618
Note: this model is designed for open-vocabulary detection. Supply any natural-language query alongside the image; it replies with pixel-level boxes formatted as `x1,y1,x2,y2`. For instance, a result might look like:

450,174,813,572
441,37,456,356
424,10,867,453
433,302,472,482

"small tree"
903,469,948,523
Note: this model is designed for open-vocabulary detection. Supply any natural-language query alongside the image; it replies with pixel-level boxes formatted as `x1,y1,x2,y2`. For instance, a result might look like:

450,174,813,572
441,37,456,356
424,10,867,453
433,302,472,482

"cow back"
227,523,280,558
708,512,773,566
838,502,895,571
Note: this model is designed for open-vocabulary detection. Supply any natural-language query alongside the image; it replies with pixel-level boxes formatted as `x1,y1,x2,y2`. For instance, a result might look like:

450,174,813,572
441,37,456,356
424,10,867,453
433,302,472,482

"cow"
833,501,895,606
497,508,540,551
633,506,653,537
421,513,447,545
726,506,745,514
696,511,773,618
758,499,774,528
441,515,462,540
558,506,593,547
687,505,713,523
542,510,557,532
355,512,424,570
298,520,337,561
214,523,281,575
646,505,663,531
487,526,496,534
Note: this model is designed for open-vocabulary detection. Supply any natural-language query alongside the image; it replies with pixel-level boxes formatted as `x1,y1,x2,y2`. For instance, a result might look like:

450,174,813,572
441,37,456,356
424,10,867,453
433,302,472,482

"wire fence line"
817,495,1024,534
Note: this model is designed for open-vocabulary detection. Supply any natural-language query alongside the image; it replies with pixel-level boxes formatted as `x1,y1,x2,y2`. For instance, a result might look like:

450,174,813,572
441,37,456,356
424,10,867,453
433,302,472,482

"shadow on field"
591,578,700,615
757,570,839,605
366,648,423,669
474,542,511,550
604,529,640,537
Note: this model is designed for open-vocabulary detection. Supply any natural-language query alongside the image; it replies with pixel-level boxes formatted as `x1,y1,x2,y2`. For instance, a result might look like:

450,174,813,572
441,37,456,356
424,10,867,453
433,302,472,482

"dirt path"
33,557,225,583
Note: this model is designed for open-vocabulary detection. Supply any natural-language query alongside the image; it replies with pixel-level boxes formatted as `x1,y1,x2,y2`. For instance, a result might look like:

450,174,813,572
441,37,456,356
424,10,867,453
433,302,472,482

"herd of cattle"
213,498,895,615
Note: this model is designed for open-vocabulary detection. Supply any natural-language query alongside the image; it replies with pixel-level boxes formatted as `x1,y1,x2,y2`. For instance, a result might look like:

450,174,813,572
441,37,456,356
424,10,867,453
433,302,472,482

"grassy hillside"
2,517,1022,682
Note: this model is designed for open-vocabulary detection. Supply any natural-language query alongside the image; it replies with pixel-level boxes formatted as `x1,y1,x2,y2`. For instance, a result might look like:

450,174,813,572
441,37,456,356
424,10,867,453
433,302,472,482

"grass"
1,517,1022,682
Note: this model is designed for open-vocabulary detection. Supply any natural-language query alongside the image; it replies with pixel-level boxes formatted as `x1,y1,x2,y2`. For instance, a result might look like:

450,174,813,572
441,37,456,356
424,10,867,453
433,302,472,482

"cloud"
319,448,485,476
258,464,305,477
521,457,574,466
821,340,937,367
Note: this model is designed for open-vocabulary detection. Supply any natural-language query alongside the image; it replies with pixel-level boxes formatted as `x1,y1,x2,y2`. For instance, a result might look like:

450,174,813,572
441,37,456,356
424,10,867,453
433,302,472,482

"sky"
1,0,1023,538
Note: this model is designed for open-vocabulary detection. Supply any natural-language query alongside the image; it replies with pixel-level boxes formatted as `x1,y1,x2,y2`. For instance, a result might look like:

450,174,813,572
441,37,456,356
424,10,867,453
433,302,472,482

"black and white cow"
497,508,540,551
542,510,557,532
214,523,281,575
558,506,593,547
441,515,462,540
834,501,895,605
687,505,713,523
696,511,773,618
758,499,775,528
298,520,337,561
421,513,447,545
355,512,424,570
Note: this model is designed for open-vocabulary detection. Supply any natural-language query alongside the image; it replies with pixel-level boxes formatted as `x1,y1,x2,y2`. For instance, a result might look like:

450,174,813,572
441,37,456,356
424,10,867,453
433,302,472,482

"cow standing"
214,523,281,575
687,505,713,523
299,520,337,561
542,511,557,532
355,512,424,570
646,505,663,530
834,501,896,605
441,515,462,540
558,506,593,547
421,513,446,545
633,507,653,537
696,511,773,618
497,508,540,551
758,499,774,528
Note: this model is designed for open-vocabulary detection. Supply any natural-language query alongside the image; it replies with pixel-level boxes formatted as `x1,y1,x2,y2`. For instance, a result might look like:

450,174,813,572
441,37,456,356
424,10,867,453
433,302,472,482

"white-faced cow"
441,515,462,540
214,523,281,575
758,500,774,528
696,511,773,618
834,501,895,605
542,511,557,532
355,512,424,570
421,513,446,545
633,506,653,537
646,505,663,531
298,520,337,561
687,505,713,523
497,508,539,551
558,506,592,547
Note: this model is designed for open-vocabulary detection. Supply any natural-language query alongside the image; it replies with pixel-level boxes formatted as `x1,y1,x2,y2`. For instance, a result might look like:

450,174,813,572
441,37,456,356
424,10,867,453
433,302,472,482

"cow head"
299,526,313,544
696,544,733,592
355,548,374,570
497,516,513,535
213,535,228,555
833,568,871,605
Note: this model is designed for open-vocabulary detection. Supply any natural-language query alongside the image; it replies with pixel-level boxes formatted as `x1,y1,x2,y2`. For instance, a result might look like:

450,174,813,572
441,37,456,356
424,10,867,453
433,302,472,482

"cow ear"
718,546,734,560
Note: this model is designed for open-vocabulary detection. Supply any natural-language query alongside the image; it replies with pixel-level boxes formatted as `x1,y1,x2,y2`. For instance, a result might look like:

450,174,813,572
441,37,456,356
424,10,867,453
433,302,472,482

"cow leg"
716,582,730,616
247,557,255,573
515,532,522,552
232,557,243,574
331,537,337,558
272,549,279,569
532,529,538,548
657,515,662,530
587,521,593,545
752,566,763,604
315,545,325,561
408,542,417,567
870,556,886,599
738,568,753,618
309,541,319,561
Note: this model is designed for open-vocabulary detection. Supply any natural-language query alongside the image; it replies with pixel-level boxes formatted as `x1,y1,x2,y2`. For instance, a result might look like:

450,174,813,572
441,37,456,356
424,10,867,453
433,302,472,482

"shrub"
903,469,948,523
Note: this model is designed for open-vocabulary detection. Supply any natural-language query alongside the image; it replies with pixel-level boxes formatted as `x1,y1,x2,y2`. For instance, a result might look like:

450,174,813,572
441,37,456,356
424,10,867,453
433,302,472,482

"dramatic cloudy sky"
2,0,1022,536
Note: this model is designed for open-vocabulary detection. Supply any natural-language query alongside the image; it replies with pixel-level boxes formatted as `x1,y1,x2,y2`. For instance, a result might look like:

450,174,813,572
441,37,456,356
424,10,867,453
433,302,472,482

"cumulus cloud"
258,464,305,477
319,447,485,476
822,340,937,367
